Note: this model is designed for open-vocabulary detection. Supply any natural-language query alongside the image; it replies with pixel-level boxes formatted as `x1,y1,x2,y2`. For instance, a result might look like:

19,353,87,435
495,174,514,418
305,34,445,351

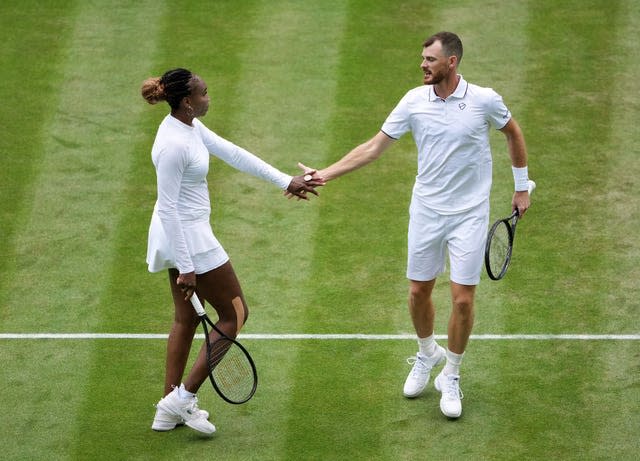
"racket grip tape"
190,295,206,316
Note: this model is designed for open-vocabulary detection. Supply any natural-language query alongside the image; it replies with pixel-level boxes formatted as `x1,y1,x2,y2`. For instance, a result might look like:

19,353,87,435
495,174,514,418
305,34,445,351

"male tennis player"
302,31,531,418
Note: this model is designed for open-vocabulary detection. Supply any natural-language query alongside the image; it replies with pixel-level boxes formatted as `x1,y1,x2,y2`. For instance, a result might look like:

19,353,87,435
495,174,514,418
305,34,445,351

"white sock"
417,334,438,357
442,349,464,376
178,383,195,400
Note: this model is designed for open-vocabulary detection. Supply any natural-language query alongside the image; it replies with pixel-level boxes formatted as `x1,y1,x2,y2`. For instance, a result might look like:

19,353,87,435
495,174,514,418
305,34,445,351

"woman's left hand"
285,163,325,200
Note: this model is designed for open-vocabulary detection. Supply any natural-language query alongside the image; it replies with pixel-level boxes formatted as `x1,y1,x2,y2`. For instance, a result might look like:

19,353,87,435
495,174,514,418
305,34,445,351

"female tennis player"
141,68,323,435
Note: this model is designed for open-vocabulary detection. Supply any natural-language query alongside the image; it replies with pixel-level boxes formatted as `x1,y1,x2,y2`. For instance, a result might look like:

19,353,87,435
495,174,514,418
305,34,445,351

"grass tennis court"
1,0,638,459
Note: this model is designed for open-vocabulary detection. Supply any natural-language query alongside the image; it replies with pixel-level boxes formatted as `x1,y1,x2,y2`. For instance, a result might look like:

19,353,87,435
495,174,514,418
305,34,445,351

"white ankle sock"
417,334,437,357
178,383,195,400
443,349,464,376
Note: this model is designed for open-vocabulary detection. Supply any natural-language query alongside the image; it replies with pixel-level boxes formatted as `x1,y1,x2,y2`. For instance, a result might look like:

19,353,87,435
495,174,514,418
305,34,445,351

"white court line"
0,333,638,340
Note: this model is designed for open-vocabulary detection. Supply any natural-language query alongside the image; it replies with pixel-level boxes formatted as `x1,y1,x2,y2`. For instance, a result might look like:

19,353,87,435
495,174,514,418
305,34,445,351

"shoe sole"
152,422,178,431
439,402,462,419
185,420,216,435
157,401,216,435
403,389,424,399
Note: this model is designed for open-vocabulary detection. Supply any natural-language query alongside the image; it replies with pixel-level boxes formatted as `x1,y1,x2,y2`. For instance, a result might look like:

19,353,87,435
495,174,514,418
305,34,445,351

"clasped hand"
285,162,325,200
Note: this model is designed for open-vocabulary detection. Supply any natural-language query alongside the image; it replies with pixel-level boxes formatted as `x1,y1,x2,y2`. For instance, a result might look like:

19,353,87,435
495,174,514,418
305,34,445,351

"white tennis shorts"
190,246,230,274
407,199,489,285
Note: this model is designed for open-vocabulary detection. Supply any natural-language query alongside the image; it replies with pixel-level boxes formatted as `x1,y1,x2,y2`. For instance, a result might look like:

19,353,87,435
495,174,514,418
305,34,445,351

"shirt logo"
458,103,466,110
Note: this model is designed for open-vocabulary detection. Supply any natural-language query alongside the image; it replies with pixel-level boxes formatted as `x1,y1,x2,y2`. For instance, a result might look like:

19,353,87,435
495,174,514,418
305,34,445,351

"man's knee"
451,285,476,315
409,279,435,301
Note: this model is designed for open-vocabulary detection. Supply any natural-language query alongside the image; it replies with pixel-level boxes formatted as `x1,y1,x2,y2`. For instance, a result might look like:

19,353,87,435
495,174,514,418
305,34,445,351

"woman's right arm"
155,146,194,274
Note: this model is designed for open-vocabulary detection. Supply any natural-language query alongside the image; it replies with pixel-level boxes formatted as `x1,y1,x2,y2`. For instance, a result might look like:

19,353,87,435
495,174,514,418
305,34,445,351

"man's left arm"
500,118,531,216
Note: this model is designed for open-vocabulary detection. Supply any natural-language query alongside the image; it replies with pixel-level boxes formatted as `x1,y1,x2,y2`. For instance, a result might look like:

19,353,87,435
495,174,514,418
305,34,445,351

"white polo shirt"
381,75,511,214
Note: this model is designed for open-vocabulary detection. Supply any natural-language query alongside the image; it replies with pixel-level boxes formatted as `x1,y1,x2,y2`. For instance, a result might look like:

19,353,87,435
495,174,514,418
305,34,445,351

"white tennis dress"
146,115,292,274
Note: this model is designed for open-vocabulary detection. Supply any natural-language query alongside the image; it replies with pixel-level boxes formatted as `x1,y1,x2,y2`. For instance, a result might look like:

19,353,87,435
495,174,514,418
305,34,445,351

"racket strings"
208,337,233,369
207,338,255,402
488,222,511,276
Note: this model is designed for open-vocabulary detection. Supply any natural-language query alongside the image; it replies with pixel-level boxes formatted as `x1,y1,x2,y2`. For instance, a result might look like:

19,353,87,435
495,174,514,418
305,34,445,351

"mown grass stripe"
3,3,164,331
47,1,169,460
592,1,640,457
1,4,93,459
200,3,351,460
207,1,350,332
0,2,168,460
0,1,79,312
488,2,627,459
510,0,626,330
599,0,640,317
282,2,437,460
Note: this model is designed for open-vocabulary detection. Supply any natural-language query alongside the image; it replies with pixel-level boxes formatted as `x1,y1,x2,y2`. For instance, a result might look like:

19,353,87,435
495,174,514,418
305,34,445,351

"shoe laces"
171,385,201,413
185,399,198,414
442,375,464,400
190,395,202,411
406,355,428,376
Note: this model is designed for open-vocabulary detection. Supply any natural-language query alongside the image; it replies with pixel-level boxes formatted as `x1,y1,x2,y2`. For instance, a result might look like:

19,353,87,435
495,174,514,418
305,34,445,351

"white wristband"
512,166,529,191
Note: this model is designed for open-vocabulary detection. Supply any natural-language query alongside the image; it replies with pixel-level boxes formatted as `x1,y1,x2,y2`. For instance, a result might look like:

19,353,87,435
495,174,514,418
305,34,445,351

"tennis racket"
485,180,536,281
190,295,258,404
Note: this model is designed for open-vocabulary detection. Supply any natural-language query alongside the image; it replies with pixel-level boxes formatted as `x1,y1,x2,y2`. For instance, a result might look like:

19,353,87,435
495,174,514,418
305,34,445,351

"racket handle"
528,180,536,195
190,295,206,316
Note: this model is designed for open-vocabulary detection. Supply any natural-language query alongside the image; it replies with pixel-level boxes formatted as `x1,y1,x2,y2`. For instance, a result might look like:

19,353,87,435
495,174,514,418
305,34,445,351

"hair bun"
141,77,166,105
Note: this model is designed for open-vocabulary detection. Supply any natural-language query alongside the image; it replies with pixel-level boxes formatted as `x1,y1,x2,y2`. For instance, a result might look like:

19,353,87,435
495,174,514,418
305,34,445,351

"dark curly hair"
141,68,194,109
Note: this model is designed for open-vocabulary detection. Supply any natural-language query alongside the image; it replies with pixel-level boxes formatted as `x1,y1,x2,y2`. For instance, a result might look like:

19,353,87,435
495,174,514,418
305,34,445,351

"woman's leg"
182,260,248,393
163,268,200,396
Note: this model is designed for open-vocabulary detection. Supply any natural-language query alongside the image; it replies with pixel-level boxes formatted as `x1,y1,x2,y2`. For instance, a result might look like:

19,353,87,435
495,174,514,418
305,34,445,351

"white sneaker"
434,371,463,418
152,403,210,431
154,387,216,434
402,345,446,398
